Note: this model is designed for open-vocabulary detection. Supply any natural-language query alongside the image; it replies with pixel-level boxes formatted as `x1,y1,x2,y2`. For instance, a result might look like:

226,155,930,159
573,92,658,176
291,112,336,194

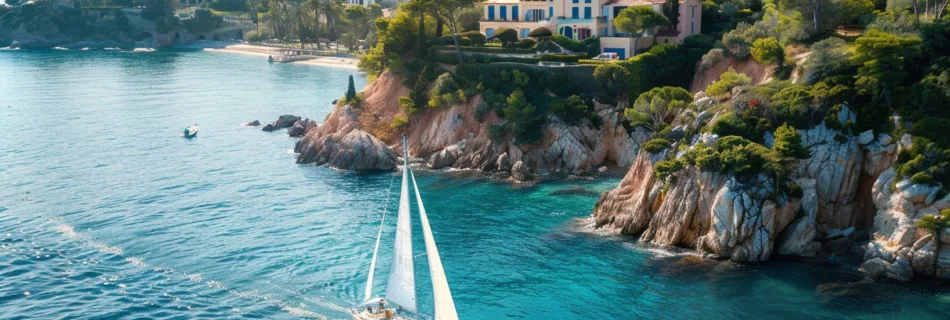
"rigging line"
364,170,398,301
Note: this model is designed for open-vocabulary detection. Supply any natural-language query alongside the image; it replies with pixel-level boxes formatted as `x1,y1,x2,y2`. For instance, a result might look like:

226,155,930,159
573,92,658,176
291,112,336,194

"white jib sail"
385,149,417,312
364,174,396,301
409,170,459,320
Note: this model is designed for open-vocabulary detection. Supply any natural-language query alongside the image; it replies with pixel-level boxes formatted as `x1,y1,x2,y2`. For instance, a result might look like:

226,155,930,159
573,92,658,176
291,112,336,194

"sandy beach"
205,43,359,70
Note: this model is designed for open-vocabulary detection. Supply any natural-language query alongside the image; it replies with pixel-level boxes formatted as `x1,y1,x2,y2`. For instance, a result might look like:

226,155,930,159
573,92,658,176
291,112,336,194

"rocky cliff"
294,70,650,178
593,102,950,281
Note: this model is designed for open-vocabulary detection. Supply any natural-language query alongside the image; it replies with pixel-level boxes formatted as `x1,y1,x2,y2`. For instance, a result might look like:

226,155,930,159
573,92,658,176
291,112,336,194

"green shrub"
516,39,537,49
391,115,409,132
751,37,784,65
593,63,631,104
911,172,935,185
710,112,750,137
654,159,685,179
706,67,751,97
788,181,803,198
550,95,591,125
551,35,599,57
430,73,460,97
492,28,518,47
916,209,950,233
474,101,491,122
503,89,546,144
529,27,552,38
642,138,672,153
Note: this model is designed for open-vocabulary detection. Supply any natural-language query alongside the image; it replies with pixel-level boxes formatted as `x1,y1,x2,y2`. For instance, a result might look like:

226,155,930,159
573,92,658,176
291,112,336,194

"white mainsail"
384,140,417,312
409,170,459,320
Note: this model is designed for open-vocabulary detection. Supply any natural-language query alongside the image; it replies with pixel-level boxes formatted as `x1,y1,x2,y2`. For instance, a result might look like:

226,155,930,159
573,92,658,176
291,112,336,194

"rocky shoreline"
289,70,650,182
270,69,948,283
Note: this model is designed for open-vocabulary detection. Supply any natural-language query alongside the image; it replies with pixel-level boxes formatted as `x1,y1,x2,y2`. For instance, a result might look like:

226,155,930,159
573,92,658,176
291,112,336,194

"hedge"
456,63,598,98
427,45,535,56
430,51,538,65
578,59,616,66
539,54,587,63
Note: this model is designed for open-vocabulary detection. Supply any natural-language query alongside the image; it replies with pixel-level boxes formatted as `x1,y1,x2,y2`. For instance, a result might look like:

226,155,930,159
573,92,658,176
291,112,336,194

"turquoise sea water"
1,49,948,319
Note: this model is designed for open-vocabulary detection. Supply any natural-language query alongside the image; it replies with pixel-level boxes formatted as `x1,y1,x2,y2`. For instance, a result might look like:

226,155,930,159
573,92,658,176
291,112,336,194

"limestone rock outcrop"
295,106,396,171
592,108,910,264
288,119,317,138
861,165,950,281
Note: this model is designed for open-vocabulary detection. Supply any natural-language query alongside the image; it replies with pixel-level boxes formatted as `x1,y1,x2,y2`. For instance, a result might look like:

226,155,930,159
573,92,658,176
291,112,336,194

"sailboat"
355,136,459,320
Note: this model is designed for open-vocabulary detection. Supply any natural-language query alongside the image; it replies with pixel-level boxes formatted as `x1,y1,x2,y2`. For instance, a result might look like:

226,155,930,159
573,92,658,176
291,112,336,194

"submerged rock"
511,161,530,182
245,120,261,127
263,115,301,132
886,257,913,282
860,258,887,278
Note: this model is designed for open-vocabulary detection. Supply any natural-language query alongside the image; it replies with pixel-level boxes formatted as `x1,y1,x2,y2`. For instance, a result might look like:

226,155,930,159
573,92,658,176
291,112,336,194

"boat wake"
52,223,337,319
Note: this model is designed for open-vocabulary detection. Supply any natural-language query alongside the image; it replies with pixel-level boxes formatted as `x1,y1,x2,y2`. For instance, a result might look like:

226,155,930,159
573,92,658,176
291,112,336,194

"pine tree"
346,75,357,101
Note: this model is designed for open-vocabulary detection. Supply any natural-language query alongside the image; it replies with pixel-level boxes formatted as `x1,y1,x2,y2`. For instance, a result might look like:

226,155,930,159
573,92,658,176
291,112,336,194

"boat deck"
352,308,412,320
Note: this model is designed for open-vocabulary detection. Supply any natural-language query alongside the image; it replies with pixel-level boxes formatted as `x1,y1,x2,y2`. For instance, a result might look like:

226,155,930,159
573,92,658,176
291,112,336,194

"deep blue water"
1,49,948,320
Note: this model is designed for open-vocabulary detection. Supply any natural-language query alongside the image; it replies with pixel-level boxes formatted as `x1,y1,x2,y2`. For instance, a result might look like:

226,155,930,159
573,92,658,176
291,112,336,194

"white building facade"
479,0,702,59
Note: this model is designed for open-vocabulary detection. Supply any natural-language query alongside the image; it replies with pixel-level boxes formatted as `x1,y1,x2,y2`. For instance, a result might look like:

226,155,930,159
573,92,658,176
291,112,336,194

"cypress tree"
346,75,357,101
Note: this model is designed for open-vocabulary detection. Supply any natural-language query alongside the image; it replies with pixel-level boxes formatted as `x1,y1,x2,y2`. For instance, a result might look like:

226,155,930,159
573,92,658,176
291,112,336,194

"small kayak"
182,125,198,139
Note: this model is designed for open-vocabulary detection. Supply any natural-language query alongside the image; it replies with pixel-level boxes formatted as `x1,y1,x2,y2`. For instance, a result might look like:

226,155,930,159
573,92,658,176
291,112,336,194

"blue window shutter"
500,6,507,20
584,7,591,19
572,7,578,19
572,0,578,3
513,6,519,21
488,6,495,21
549,6,553,19
585,0,591,3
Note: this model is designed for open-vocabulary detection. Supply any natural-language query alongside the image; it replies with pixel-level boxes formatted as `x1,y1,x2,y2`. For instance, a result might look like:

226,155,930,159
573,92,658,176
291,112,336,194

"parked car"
592,52,619,60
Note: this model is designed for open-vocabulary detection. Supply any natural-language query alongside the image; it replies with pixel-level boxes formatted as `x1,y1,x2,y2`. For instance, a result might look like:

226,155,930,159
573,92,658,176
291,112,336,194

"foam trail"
51,224,332,319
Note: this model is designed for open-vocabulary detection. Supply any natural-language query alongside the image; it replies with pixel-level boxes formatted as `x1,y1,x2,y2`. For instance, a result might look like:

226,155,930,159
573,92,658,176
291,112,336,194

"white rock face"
776,179,820,256
863,162,950,281
593,116,911,265
793,124,864,230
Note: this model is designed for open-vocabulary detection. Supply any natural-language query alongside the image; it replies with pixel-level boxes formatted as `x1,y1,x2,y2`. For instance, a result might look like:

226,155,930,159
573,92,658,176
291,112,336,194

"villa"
479,0,702,58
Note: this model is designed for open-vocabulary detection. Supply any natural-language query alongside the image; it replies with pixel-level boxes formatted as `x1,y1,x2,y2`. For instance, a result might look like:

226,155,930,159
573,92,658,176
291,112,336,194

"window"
584,7,591,19
513,6,519,21
529,9,545,21
691,22,694,34
549,6,553,19
500,6,507,20
521,28,530,38
572,7,579,18
488,6,495,21
572,0,578,3
692,6,695,18
585,0,591,3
